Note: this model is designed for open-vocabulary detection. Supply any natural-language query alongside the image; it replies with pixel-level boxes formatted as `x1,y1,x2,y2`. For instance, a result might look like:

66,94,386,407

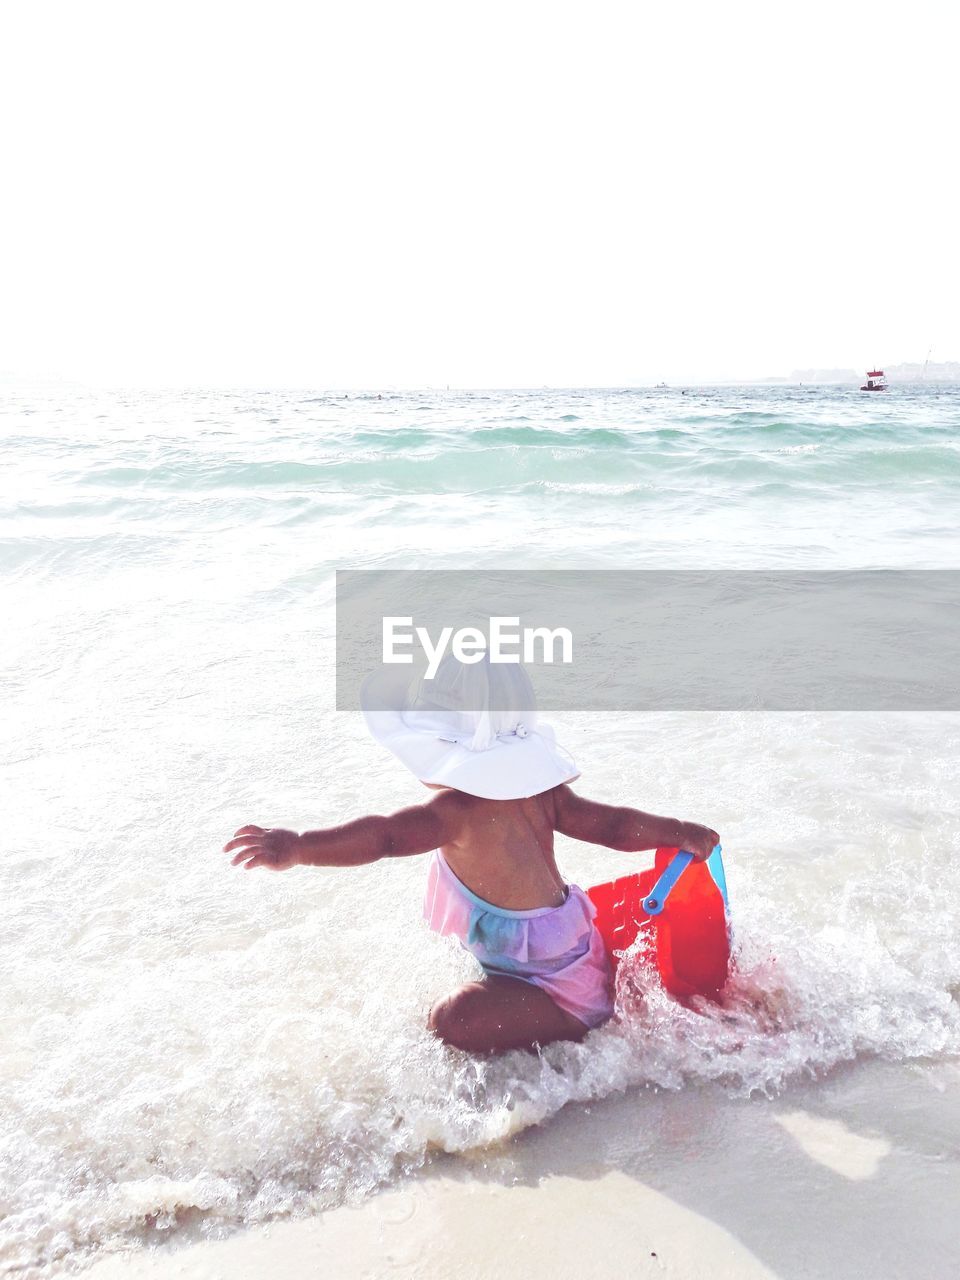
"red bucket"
587,846,731,1000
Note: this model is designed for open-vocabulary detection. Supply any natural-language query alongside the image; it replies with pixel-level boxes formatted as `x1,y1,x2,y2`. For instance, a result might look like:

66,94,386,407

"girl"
222,656,717,1054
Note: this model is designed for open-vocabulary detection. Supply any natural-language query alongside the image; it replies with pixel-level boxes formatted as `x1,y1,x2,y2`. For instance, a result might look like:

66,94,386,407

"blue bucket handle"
642,844,722,915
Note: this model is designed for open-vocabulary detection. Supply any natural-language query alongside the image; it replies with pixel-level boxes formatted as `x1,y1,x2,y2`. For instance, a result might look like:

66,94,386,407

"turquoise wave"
1,384,957,570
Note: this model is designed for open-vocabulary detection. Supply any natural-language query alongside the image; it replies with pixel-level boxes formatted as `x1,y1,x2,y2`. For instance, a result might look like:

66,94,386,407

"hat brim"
360,665,580,800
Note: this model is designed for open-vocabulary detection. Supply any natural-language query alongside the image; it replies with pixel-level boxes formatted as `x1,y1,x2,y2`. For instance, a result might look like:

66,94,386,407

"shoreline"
82,1057,960,1280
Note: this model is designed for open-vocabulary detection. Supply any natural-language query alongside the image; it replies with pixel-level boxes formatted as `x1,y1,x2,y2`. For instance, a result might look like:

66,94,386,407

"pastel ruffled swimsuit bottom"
423,849,615,1030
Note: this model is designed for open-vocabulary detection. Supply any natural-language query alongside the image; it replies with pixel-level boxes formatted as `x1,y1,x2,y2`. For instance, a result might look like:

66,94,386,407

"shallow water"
2,383,959,1274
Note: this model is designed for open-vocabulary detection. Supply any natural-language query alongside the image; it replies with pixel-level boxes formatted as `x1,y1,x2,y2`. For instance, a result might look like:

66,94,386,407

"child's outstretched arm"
551,785,718,861
222,792,464,872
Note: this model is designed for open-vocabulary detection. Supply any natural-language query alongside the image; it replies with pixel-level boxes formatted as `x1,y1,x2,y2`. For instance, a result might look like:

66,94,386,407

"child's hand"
222,825,303,871
677,821,719,862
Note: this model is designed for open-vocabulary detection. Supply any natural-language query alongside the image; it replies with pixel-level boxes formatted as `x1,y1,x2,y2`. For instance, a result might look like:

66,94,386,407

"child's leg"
428,975,589,1054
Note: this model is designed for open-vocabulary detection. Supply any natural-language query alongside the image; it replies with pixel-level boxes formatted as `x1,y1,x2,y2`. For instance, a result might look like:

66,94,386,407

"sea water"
2,384,959,1274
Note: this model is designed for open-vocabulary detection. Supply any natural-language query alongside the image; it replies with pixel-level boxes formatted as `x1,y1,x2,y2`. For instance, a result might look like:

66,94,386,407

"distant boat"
860,369,887,391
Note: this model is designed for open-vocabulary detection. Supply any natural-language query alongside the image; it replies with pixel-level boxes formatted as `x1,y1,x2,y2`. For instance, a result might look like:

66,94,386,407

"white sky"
1,1,957,388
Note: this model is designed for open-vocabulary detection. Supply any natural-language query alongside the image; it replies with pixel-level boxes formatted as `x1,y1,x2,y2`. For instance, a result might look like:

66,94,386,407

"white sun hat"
360,652,579,800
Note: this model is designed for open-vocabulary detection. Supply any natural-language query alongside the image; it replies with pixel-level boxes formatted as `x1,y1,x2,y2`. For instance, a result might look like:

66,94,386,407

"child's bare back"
432,790,567,910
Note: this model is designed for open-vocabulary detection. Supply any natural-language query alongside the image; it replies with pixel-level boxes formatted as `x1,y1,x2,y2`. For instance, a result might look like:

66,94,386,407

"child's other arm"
222,793,463,872
551,785,718,861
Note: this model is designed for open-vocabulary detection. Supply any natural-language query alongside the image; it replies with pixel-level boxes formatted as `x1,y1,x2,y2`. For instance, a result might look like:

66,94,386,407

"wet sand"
82,1058,960,1280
